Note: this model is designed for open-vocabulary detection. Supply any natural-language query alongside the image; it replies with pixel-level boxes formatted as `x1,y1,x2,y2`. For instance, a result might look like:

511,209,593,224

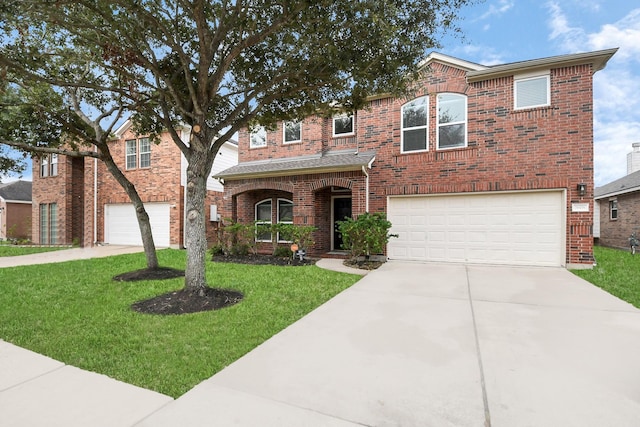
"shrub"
337,212,398,260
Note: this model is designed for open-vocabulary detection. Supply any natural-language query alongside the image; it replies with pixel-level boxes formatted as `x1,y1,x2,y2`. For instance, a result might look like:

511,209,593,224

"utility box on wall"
210,205,220,222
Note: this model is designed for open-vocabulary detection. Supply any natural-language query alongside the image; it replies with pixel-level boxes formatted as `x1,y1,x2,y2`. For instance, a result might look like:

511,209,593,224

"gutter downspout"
362,164,370,213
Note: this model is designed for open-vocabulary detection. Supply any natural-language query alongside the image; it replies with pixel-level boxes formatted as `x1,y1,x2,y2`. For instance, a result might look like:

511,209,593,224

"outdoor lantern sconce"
577,183,587,197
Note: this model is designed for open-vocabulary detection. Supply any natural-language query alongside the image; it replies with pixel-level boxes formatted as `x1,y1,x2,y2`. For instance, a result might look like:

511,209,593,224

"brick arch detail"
309,177,354,192
228,181,295,197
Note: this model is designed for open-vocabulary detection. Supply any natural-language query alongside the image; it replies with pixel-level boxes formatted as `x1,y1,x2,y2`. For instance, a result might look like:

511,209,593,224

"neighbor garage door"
387,191,565,267
104,203,171,247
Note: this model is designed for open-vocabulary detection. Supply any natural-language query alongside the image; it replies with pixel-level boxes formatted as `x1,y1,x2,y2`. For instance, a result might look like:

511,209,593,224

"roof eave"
595,185,640,200
217,164,369,181
467,48,618,83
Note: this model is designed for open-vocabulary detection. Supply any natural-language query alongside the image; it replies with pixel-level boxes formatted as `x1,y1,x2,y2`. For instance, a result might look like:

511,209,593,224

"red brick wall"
597,192,640,250
32,155,72,245
229,60,596,265
5,202,31,240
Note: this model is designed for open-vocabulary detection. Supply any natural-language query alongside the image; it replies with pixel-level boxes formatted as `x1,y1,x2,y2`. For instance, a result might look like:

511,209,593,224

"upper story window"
40,154,58,178
283,121,301,144
250,125,267,148
401,96,428,153
514,72,550,110
609,199,618,220
437,93,467,150
126,138,151,170
333,114,354,137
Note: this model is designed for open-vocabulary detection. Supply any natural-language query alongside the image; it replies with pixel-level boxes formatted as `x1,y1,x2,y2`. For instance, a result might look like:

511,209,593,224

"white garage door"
104,203,171,247
387,191,565,267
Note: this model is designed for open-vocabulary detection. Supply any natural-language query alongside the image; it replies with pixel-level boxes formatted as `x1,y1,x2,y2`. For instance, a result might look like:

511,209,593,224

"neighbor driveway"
137,261,640,427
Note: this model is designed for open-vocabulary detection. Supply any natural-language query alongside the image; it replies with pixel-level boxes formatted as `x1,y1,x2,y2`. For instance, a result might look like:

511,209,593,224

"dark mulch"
344,258,385,270
212,253,317,266
132,287,243,315
113,267,185,282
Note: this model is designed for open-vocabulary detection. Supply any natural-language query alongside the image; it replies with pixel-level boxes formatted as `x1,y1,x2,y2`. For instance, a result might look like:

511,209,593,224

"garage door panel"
388,191,564,267
105,203,171,247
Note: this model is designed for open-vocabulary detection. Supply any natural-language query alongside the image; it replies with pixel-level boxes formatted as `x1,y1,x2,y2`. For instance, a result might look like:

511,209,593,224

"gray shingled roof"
594,169,640,199
215,150,376,180
0,180,32,202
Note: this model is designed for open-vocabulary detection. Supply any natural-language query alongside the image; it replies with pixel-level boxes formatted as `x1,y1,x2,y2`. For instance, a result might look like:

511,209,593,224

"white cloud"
587,9,640,61
476,0,514,21
546,2,585,50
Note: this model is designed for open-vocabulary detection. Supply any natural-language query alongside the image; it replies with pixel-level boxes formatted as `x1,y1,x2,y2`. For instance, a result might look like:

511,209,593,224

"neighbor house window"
139,138,151,168
609,199,618,220
126,138,152,169
277,199,294,242
283,121,301,144
255,199,272,241
126,139,137,169
333,114,354,136
514,73,550,110
39,154,58,178
401,96,428,153
250,125,267,148
437,93,467,150
39,203,57,244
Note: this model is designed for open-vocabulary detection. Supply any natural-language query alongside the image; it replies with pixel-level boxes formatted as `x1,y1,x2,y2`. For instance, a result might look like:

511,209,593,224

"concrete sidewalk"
0,245,145,268
2,260,640,426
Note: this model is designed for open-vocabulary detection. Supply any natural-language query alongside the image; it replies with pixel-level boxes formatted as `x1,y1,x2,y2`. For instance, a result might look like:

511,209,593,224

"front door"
333,197,352,250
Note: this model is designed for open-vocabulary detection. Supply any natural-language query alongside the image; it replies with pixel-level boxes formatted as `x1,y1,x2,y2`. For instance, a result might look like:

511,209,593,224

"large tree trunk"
183,144,213,293
102,155,159,269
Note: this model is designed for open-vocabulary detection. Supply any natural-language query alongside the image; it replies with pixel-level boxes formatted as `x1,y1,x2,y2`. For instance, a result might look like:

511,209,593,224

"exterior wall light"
577,183,587,197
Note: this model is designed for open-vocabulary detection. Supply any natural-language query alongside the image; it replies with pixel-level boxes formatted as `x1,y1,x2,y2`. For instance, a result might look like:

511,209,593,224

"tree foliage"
0,0,476,291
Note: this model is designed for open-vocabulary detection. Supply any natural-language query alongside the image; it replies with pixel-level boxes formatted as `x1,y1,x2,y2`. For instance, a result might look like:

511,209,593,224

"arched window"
255,199,272,241
437,93,467,150
277,199,294,242
401,96,428,152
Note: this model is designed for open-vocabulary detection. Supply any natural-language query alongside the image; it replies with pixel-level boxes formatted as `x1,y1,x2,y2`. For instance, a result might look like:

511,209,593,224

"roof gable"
418,52,487,72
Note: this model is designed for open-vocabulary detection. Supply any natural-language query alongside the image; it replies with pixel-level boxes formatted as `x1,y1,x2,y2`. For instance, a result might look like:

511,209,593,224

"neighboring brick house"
216,48,617,268
31,120,237,247
0,180,32,241
594,150,640,250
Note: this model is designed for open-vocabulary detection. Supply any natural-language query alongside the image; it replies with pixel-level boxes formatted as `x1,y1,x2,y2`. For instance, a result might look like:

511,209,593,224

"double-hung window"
255,199,272,241
609,199,618,220
514,72,550,110
40,154,58,178
437,93,467,150
277,199,293,242
401,96,428,152
250,125,267,148
283,121,301,144
126,138,151,169
333,114,354,136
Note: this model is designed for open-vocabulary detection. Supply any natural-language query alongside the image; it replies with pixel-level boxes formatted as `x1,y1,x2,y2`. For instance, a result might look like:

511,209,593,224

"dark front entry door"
333,197,352,250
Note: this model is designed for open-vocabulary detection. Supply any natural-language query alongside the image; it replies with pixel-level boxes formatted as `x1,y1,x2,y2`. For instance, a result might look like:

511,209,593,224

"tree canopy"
0,0,476,292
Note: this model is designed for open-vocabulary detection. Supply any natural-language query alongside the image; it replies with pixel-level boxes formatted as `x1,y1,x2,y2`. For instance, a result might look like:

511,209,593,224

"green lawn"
0,249,361,397
0,243,69,257
572,245,640,309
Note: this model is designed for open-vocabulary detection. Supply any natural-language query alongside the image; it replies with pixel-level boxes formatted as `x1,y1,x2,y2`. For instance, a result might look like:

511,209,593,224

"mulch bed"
343,258,385,270
113,267,185,282
131,287,243,315
212,253,317,266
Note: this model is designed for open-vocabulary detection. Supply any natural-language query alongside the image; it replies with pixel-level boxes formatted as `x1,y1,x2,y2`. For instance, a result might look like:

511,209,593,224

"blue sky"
438,0,640,186
3,1,638,186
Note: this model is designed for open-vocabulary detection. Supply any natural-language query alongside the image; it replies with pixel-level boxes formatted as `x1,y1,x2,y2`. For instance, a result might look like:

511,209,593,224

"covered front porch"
215,150,376,256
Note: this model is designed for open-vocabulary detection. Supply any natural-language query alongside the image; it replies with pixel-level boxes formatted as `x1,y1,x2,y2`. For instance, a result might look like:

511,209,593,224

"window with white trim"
277,199,293,242
437,93,467,150
126,138,152,169
514,73,550,110
255,199,272,241
39,154,58,178
250,125,267,148
609,199,618,220
283,121,301,144
401,96,428,152
333,114,354,136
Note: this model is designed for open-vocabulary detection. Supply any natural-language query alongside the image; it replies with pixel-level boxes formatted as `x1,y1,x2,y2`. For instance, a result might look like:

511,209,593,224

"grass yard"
0,243,69,257
0,249,361,397
572,245,640,309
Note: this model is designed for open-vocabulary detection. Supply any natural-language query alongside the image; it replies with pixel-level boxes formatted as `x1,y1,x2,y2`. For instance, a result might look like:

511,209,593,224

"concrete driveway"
136,261,640,427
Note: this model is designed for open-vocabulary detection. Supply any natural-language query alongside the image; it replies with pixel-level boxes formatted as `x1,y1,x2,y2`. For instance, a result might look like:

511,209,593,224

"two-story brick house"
216,48,617,268
32,119,238,248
